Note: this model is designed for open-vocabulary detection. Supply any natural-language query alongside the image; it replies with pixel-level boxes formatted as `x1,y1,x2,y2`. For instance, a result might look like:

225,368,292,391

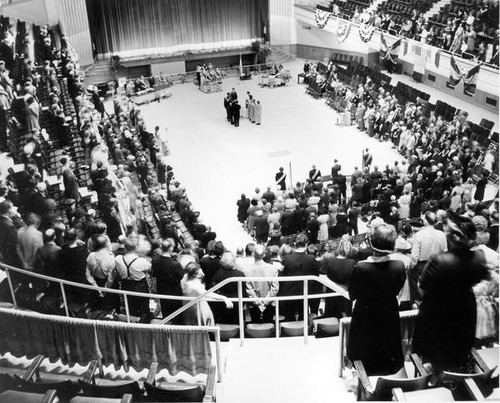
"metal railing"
337,309,420,377
0,262,225,382
0,262,349,347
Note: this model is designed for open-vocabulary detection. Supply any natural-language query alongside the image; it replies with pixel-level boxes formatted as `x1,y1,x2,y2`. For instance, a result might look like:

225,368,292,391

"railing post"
275,298,280,338
123,294,131,323
5,268,17,308
214,328,223,383
59,283,70,317
196,302,201,326
339,319,346,377
303,279,308,344
237,281,244,347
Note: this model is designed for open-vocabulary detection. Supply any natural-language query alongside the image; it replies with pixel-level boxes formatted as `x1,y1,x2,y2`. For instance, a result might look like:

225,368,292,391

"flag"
381,34,401,62
337,21,351,43
239,53,243,77
412,43,427,74
449,54,462,88
463,63,480,96
388,38,402,60
315,8,331,29
380,33,388,57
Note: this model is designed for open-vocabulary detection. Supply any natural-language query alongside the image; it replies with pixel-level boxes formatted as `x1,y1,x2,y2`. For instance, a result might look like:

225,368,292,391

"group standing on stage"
223,89,262,127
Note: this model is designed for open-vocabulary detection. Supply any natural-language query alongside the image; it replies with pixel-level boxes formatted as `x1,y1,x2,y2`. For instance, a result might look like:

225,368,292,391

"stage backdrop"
86,0,269,60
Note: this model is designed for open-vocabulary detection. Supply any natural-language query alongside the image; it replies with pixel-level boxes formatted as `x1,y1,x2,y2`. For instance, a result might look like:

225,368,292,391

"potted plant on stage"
251,41,272,72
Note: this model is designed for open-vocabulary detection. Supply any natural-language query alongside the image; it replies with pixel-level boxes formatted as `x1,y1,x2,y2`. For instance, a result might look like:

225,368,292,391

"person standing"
280,234,320,321
275,167,287,191
362,148,372,170
245,245,279,323
232,100,241,127
60,157,79,203
249,98,255,123
409,211,447,304
115,237,152,318
151,239,184,322
254,100,262,125
236,194,250,226
413,215,489,372
347,223,406,375
245,91,251,119
223,93,231,122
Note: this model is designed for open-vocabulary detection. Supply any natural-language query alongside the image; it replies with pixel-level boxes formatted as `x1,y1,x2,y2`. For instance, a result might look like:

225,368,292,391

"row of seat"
353,348,499,401
0,355,215,402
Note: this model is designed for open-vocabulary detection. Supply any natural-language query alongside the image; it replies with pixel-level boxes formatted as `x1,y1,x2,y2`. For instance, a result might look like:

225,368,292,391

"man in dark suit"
331,159,341,181
279,234,320,321
151,240,184,322
223,93,231,122
253,210,269,244
275,167,287,191
231,100,241,127
334,172,347,204
309,164,322,183
0,201,23,269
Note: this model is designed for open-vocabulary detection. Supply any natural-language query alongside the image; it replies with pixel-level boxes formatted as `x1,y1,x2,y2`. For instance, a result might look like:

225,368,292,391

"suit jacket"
280,251,319,296
0,216,21,267
151,255,184,296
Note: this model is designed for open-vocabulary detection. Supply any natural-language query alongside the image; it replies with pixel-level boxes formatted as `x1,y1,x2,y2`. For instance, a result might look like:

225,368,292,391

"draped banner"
315,8,331,29
448,55,481,96
463,63,481,96
86,0,268,59
412,43,427,74
449,54,462,87
337,21,352,44
0,308,212,376
359,24,376,43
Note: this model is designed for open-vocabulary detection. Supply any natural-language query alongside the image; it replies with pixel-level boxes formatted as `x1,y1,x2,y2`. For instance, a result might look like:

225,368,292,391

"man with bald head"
34,228,61,276
245,244,279,323
152,239,184,322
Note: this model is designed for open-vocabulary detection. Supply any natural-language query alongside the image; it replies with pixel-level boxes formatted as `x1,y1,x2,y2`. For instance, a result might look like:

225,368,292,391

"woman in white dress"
181,262,233,326
398,190,411,219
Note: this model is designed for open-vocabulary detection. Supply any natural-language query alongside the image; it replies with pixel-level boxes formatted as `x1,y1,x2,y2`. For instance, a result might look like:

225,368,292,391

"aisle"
139,60,404,251
217,337,355,403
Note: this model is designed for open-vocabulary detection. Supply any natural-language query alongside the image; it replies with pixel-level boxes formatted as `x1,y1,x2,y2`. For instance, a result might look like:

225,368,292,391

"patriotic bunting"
337,21,351,43
448,54,481,96
359,24,376,43
315,8,331,29
412,43,427,74
449,54,463,88
463,63,480,96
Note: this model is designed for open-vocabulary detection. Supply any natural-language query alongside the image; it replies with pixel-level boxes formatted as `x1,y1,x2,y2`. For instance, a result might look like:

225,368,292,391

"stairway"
217,337,355,403
270,46,296,64
83,59,115,85
423,0,453,19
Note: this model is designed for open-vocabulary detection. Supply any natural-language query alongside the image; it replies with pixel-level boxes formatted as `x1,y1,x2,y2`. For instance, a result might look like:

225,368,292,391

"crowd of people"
0,15,498,386
223,88,262,127
342,1,499,65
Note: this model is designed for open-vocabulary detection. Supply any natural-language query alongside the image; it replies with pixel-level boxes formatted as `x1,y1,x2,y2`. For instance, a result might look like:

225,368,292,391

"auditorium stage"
138,59,498,252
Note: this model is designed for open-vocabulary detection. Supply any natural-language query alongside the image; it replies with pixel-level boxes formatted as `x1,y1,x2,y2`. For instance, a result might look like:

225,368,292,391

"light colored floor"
217,336,355,403
140,58,498,251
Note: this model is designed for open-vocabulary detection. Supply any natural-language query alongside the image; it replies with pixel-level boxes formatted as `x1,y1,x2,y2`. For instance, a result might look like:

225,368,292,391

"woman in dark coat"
320,238,355,319
412,215,489,372
347,223,406,375
236,194,250,224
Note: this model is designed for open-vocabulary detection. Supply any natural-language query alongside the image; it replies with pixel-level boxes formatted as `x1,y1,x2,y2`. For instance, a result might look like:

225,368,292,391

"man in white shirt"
409,211,447,303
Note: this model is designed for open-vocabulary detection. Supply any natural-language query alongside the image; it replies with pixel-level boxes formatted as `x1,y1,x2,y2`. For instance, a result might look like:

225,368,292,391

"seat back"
374,373,433,400
144,381,204,402
439,367,497,400
17,378,79,401
78,380,142,399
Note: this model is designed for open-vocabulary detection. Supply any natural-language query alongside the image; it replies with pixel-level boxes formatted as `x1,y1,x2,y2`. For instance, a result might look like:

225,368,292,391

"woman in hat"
347,223,406,375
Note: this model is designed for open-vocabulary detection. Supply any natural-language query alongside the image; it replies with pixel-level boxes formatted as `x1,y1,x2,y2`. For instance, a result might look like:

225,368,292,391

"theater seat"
0,389,57,403
217,324,240,341
280,321,312,337
313,317,339,338
245,323,275,338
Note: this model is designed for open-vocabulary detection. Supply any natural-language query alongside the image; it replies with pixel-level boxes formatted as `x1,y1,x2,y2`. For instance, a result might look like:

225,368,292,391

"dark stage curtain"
86,0,268,59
